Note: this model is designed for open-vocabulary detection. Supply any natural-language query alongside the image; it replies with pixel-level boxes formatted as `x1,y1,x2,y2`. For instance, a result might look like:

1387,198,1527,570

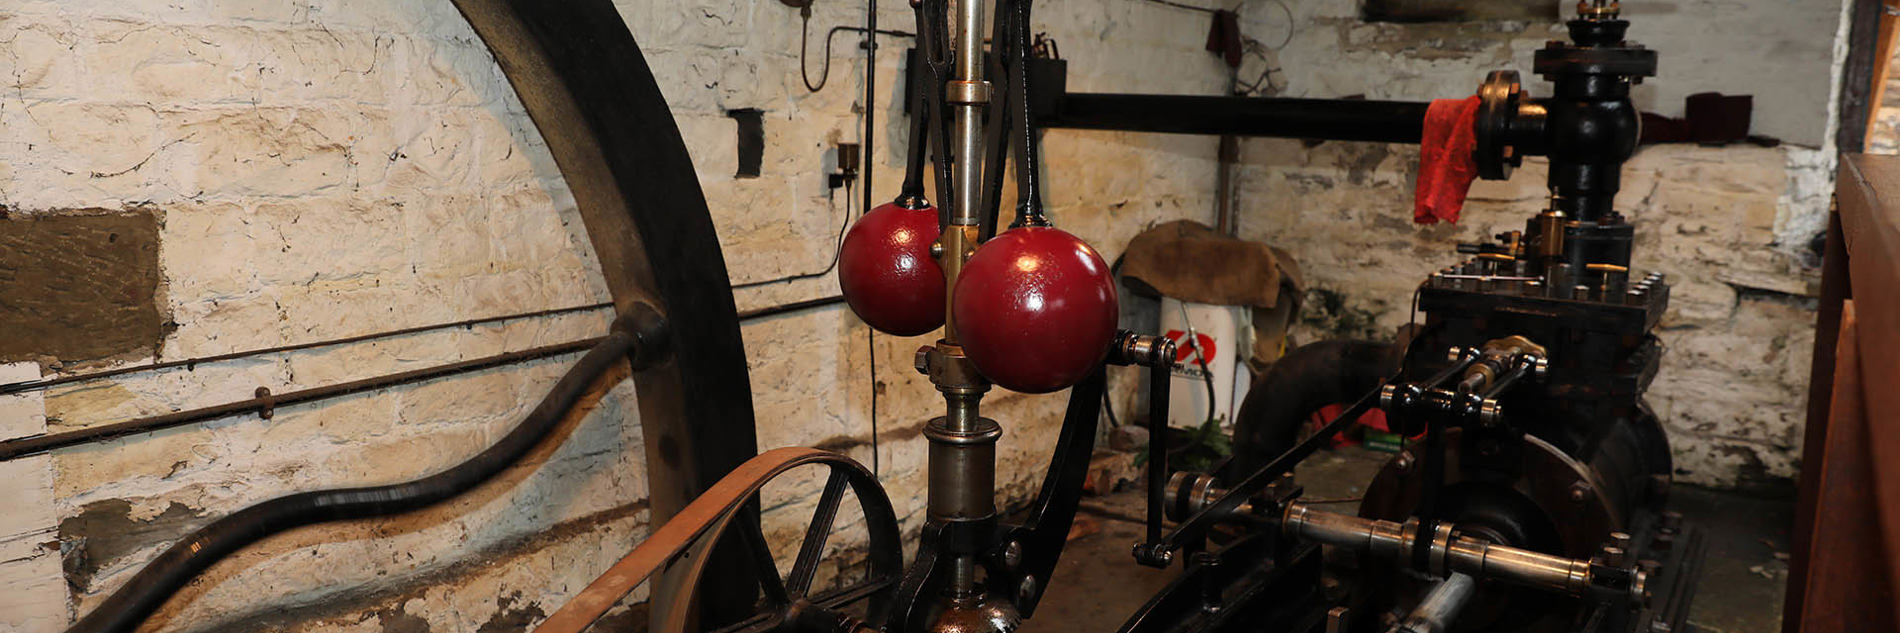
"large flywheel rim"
449,0,767,626
63,2,764,631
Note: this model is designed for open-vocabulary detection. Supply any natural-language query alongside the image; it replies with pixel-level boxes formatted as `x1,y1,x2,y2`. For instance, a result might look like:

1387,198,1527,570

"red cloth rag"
1415,96,1482,225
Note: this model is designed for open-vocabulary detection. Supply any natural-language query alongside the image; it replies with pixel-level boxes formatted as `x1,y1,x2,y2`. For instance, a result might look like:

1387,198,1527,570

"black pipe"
1045,94,1430,144
1228,340,1399,479
67,330,641,633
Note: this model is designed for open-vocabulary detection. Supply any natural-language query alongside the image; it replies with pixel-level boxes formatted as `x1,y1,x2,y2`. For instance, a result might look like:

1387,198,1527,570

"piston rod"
1282,502,1600,597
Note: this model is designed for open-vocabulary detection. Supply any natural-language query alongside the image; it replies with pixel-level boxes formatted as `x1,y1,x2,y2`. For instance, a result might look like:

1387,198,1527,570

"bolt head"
1017,575,1039,604
1446,347,1466,363
1002,540,1024,571
914,346,933,374
1569,482,1592,503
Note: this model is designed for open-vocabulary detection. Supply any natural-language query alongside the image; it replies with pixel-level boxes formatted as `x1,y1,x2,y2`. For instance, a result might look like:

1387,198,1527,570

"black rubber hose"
1228,340,1398,479
68,329,640,633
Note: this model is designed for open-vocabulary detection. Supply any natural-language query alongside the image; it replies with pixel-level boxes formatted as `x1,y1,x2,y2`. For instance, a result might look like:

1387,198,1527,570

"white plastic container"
1159,298,1250,429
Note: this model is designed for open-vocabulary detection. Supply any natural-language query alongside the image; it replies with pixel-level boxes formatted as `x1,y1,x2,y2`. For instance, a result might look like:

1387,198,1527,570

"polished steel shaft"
924,0,997,611
949,0,987,226
1282,502,1596,596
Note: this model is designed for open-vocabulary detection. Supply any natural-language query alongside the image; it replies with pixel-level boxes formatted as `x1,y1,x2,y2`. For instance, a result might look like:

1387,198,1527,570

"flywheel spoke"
786,469,851,597
737,509,792,607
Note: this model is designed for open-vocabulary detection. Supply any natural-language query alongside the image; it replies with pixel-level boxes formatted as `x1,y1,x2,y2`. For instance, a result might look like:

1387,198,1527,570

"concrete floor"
1024,446,1792,633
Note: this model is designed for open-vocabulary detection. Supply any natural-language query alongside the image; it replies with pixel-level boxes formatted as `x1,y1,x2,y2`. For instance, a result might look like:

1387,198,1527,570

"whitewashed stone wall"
1234,0,1848,489
0,0,1232,630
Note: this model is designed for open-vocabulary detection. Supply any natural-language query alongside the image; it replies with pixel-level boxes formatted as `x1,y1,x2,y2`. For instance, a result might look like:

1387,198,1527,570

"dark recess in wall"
0,209,165,364
728,108,765,178
1363,0,1558,23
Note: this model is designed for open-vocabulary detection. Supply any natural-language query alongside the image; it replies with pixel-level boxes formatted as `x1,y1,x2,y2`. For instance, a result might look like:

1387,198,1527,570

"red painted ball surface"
953,226,1119,393
839,202,946,336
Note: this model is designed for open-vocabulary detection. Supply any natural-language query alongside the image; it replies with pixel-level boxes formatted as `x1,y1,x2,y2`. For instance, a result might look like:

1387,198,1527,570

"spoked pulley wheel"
537,448,904,633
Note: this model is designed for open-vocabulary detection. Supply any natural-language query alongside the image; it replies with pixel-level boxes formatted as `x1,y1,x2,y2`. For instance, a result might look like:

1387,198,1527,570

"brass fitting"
1577,0,1620,20
1532,210,1567,259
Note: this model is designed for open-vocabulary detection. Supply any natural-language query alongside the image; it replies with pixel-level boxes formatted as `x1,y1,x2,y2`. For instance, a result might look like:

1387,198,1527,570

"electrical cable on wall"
748,3,917,291
800,14,916,93
1140,0,1222,14
863,0,881,481
729,181,857,290
868,327,880,478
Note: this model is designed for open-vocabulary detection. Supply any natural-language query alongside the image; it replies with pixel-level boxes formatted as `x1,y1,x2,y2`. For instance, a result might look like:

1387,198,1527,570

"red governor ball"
839,201,946,336
953,226,1119,393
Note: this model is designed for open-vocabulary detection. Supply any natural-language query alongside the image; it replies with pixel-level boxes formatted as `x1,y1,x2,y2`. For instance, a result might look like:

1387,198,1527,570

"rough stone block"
161,294,287,360
83,21,259,103
166,107,356,197
255,197,409,286
161,200,262,302
252,27,393,106
0,210,164,364
1,17,84,98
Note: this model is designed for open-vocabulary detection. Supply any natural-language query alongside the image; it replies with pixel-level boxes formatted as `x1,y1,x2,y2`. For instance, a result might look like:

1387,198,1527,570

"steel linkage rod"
1144,347,1171,554
0,302,614,396
0,338,605,462
1157,383,1386,554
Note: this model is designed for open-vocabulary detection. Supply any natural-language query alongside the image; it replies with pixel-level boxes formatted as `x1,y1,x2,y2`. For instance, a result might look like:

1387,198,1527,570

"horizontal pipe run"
0,338,606,462
0,302,615,396
1044,94,1430,143
66,332,638,633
